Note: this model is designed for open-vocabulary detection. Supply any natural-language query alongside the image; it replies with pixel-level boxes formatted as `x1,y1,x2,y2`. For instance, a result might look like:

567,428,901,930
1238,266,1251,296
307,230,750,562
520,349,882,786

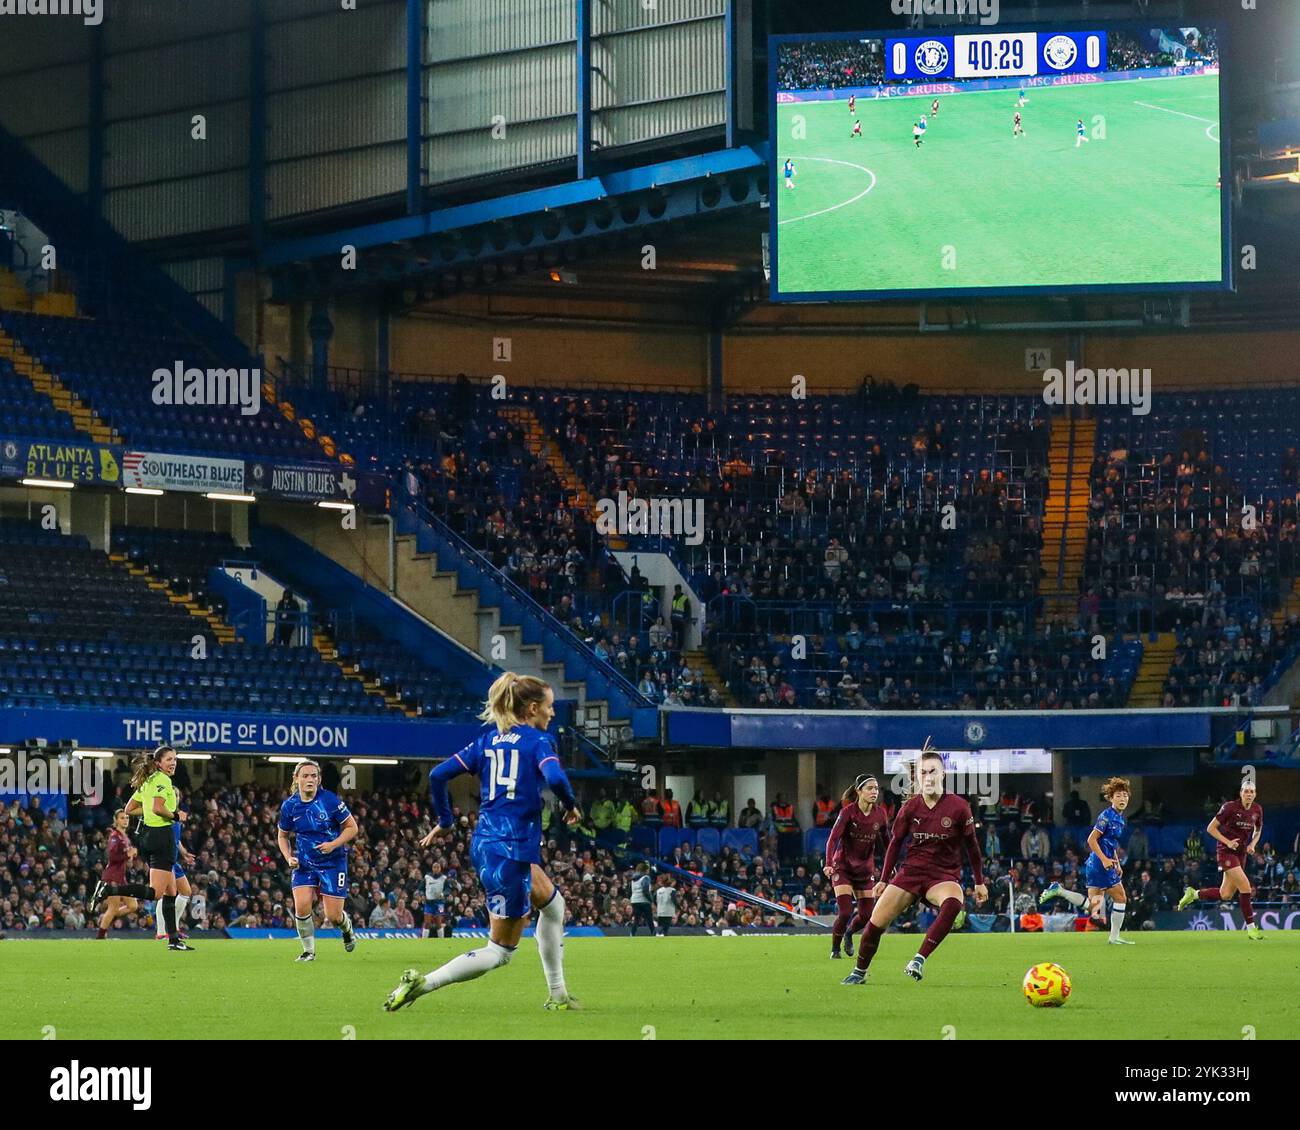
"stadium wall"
282,297,1300,396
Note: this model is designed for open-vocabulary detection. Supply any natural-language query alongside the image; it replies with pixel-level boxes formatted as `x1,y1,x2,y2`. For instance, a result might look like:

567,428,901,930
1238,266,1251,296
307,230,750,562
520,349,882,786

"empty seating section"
333,634,481,719
0,311,318,459
0,519,386,715
0,355,86,440
107,525,481,720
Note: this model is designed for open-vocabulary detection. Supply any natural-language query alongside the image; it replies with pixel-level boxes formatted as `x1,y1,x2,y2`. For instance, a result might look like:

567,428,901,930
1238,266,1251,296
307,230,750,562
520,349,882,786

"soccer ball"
1022,962,1071,1007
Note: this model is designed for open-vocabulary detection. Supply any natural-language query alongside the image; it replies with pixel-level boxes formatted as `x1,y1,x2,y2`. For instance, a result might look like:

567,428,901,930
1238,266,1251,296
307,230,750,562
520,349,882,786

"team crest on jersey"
941,816,953,828
1043,35,1078,71
914,40,949,76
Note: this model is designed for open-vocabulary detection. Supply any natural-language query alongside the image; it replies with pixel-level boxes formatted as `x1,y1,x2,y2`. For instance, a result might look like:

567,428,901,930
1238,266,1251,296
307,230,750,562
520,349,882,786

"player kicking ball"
1076,119,1090,147
842,742,986,986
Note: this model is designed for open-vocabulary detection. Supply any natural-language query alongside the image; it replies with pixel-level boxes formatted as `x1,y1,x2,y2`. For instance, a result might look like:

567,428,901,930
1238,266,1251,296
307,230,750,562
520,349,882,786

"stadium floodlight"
204,492,256,503
176,752,213,760
72,749,116,758
0,746,10,755
347,757,399,765
125,487,165,496
267,755,311,763
317,501,355,511
20,478,74,490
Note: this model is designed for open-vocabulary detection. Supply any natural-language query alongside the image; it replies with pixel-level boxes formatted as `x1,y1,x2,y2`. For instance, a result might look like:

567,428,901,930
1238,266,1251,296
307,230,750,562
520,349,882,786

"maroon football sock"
1197,886,1222,901
1239,891,1254,925
832,894,853,947
851,896,872,936
918,898,963,959
855,921,884,972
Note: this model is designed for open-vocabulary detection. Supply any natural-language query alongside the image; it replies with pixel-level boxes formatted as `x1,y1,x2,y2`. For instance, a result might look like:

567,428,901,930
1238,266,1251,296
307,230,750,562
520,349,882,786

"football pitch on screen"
774,74,1222,296
3,931,1295,1040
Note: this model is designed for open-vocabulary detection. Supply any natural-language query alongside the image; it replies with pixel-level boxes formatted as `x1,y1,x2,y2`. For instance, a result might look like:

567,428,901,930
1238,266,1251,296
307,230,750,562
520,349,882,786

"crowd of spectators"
4,773,1296,936
776,42,883,92
720,617,1129,711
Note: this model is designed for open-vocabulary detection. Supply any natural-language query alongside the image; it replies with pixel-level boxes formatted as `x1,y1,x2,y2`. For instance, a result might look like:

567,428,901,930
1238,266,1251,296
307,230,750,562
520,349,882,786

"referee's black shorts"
139,824,177,872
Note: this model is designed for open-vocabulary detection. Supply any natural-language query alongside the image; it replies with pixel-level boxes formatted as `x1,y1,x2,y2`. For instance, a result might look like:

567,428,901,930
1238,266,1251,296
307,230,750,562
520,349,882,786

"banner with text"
122,451,245,494
0,436,122,485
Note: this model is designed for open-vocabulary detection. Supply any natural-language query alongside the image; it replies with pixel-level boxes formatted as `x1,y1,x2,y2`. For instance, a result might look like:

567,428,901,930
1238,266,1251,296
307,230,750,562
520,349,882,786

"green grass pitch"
3,931,1295,1040
774,74,1223,296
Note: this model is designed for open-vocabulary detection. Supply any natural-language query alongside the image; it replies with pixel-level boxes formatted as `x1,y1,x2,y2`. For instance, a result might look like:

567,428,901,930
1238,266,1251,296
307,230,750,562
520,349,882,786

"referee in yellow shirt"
123,746,193,950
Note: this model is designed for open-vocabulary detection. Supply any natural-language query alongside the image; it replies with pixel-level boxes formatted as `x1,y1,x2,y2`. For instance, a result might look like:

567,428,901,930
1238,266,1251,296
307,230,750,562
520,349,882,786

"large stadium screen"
770,25,1228,300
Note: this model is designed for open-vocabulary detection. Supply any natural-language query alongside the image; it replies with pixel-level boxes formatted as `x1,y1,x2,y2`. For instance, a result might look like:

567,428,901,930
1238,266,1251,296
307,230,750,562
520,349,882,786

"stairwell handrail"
403,496,651,707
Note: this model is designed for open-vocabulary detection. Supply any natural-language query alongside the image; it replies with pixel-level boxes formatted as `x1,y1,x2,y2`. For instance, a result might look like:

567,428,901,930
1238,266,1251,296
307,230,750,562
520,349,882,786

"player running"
851,119,862,139
1076,118,1090,147
783,157,796,189
91,746,192,950
848,94,856,115
385,672,582,1012
824,773,889,960
931,98,940,117
1017,87,1027,107
1177,781,1265,940
277,759,360,961
1013,111,1024,138
1041,777,1133,944
913,117,926,148
93,809,141,938
842,744,986,985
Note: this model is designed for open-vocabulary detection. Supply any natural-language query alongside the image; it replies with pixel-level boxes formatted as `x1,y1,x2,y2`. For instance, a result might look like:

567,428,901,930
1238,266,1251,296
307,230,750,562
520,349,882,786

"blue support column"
88,25,104,222
376,297,391,406
249,0,267,255
576,0,592,180
406,0,424,215
724,0,736,149
309,299,334,395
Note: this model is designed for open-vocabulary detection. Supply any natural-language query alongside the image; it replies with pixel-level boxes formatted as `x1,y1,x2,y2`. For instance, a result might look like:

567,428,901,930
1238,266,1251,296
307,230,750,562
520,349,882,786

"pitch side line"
1134,99,1219,141
777,157,877,225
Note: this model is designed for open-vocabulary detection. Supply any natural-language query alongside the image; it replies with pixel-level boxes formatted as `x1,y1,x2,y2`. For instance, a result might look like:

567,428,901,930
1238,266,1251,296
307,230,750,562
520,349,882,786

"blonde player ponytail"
479,671,550,734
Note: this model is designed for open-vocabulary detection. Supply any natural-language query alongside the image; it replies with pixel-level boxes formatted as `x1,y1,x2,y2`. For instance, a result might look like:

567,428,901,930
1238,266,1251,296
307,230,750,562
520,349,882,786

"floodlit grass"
3,929,1295,1040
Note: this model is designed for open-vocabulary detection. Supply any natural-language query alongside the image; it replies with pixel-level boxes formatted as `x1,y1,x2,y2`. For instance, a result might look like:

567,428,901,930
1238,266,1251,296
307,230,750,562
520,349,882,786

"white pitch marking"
778,157,878,225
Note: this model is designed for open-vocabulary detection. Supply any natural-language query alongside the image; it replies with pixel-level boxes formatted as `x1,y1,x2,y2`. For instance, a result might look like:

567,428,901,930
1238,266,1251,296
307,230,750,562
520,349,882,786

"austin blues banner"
245,459,388,508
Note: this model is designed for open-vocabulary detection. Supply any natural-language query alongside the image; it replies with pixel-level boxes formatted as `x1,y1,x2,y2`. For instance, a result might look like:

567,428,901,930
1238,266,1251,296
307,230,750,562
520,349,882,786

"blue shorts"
1084,857,1121,891
292,863,349,898
423,900,445,917
471,840,532,920
172,863,187,880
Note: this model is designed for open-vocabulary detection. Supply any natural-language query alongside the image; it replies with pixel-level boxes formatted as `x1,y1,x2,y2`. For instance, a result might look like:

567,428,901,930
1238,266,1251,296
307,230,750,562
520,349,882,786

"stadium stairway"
310,622,420,718
1127,631,1178,707
0,322,118,446
1042,415,1094,623
499,404,627,552
683,648,735,706
109,550,237,648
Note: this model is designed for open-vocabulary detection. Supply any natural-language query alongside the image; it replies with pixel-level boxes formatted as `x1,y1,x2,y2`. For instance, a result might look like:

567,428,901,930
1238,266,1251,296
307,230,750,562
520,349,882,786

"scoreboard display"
886,31,1107,82
770,23,1228,301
